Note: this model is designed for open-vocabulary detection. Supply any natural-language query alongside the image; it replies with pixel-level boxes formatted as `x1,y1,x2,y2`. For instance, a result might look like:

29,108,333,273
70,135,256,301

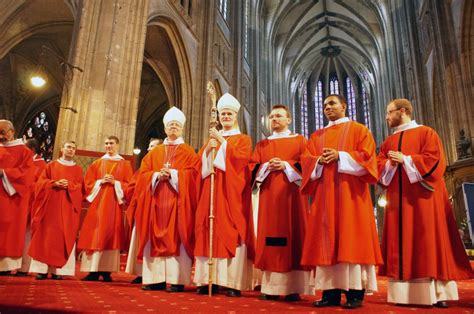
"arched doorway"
134,18,193,161
0,0,74,158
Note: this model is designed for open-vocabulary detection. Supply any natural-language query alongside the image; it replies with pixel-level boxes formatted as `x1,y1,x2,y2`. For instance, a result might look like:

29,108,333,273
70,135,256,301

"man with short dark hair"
250,105,309,301
28,141,84,280
0,120,35,275
301,95,383,309
378,98,473,307
78,136,133,282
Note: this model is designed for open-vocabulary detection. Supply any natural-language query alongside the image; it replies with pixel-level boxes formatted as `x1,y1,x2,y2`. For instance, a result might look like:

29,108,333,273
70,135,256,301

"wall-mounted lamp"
30,45,83,114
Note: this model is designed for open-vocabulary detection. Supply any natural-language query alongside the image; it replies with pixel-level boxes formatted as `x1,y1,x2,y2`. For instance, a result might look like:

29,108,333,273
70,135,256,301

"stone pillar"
54,0,149,156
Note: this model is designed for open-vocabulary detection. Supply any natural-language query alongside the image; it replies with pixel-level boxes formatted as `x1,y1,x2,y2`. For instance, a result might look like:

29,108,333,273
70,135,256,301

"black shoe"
0,271,11,276
51,274,63,280
81,272,100,281
342,299,363,309
15,271,28,277
259,294,279,300
226,288,241,297
142,282,166,291
131,276,142,284
100,272,112,282
284,294,301,302
254,285,261,291
433,301,448,308
313,298,341,307
313,289,342,307
166,284,184,292
196,285,219,295
35,273,48,280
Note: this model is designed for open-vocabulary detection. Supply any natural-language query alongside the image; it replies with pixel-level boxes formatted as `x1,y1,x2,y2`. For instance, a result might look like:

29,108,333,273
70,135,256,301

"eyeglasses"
268,114,287,119
386,108,401,115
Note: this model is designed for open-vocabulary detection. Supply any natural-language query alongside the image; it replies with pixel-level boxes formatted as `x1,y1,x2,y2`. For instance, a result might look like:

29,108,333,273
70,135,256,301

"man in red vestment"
301,95,383,309
28,141,84,279
250,105,309,301
133,107,199,292
125,138,160,285
194,93,254,297
78,135,133,282
0,120,34,275
378,98,473,307
25,139,47,180
15,139,47,276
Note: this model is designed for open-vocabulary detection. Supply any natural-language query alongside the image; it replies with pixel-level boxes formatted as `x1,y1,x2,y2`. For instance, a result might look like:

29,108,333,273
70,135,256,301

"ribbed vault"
261,0,390,139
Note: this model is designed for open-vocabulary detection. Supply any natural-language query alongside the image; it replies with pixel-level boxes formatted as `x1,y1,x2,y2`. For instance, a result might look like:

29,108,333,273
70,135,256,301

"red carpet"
1,260,473,313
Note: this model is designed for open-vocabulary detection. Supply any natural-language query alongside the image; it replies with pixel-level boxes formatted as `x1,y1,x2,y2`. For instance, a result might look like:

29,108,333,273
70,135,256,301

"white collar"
33,154,44,162
101,154,124,161
164,137,184,145
0,138,24,147
393,120,421,134
268,129,298,140
57,158,76,166
326,117,350,128
220,129,241,136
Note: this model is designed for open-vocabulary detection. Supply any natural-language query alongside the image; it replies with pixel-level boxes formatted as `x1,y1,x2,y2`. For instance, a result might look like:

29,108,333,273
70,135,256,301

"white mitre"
217,93,241,113
163,106,186,126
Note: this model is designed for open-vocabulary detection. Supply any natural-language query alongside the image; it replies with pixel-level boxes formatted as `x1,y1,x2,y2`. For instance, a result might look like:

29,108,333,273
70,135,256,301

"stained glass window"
346,77,357,120
362,85,371,129
329,76,339,94
22,111,55,162
314,80,324,129
243,0,249,60
301,84,308,137
219,0,229,20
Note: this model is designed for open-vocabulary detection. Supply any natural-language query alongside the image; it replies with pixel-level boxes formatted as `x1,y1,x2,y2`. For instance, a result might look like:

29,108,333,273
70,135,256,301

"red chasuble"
134,144,199,259
194,134,254,259
378,125,473,281
77,157,133,251
300,121,383,266
124,170,140,242
33,156,47,181
29,160,84,267
28,156,47,217
125,170,139,206
0,140,34,257
250,135,308,273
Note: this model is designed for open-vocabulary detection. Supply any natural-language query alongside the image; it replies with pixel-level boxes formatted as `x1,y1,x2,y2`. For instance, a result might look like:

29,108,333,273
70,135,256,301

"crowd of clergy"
0,93,472,309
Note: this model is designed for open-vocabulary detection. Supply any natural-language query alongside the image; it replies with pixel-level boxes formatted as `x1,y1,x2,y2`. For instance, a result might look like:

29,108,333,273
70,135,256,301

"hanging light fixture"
30,48,48,88
31,73,46,88
30,45,83,91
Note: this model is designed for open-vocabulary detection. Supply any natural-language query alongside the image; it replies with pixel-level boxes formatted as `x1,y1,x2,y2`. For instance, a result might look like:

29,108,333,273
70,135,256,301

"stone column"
54,0,149,156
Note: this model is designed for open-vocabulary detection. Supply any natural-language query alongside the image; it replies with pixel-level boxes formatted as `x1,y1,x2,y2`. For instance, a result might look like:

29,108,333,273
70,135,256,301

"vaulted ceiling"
262,0,388,101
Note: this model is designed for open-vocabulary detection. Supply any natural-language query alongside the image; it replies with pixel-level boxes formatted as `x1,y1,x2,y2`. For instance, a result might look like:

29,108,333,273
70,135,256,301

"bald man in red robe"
301,95,383,309
378,98,473,308
29,141,84,279
0,120,35,275
78,135,133,282
251,105,309,301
